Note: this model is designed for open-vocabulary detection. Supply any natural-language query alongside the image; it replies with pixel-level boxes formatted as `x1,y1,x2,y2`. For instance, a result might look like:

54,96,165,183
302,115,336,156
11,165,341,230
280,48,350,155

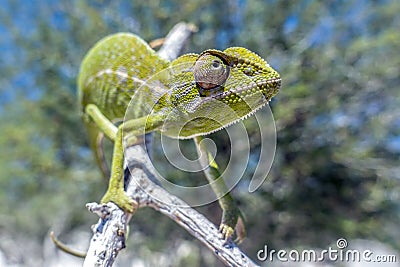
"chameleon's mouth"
209,77,281,102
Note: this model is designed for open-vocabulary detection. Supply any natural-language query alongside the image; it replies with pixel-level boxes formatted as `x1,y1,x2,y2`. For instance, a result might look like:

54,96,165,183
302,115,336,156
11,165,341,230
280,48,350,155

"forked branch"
84,143,258,267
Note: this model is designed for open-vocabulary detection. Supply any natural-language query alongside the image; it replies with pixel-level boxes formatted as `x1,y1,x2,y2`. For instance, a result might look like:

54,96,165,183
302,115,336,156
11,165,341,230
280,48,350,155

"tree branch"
83,22,259,267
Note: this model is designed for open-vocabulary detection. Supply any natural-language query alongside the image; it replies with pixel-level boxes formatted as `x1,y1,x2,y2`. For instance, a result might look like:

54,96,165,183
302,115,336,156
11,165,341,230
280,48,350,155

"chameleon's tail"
85,121,110,180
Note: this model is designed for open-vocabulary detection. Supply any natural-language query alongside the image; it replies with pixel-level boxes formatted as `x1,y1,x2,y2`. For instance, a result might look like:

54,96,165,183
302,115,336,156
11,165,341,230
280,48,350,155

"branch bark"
83,22,259,267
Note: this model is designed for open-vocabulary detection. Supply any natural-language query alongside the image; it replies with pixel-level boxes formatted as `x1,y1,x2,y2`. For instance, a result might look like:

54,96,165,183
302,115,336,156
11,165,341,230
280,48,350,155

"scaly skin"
78,33,281,241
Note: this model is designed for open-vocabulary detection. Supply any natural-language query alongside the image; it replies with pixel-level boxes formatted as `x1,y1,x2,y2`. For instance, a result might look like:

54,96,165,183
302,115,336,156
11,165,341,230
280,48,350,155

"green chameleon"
78,33,281,241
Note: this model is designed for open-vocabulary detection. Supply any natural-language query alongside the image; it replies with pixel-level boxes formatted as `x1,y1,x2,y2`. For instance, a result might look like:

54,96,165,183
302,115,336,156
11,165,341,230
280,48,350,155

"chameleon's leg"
85,104,136,213
99,113,165,213
100,126,136,213
85,104,118,141
194,136,246,243
93,118,125,180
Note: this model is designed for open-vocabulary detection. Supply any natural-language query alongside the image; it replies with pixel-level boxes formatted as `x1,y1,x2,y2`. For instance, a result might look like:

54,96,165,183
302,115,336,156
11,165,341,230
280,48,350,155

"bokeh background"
0,0,399,266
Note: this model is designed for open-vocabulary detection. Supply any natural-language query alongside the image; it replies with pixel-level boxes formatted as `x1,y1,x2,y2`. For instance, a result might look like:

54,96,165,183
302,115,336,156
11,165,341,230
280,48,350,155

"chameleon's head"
163,47,281,138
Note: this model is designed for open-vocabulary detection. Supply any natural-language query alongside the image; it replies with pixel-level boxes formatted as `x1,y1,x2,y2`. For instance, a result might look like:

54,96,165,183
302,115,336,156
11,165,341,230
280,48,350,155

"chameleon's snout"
271,76,282,91
264,76,281,100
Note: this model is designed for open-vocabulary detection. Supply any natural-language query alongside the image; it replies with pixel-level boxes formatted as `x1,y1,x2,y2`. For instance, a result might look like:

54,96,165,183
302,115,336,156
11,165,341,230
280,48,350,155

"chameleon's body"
78,33,281,240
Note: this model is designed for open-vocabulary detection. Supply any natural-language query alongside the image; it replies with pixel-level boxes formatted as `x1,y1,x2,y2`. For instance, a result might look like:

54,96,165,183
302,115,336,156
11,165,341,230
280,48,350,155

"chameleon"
78,33,281,241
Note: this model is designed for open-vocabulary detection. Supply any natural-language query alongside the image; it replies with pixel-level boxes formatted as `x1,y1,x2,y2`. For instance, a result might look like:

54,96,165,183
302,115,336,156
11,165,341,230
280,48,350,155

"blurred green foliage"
0,0,399,265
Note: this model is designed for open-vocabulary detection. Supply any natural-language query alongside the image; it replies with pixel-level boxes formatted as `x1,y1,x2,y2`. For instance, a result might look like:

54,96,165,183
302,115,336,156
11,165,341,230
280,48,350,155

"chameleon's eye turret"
194,53,229,92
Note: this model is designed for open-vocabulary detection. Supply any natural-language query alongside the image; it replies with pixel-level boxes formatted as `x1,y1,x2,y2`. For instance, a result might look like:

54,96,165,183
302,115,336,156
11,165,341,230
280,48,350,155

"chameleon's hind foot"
101,189,137,213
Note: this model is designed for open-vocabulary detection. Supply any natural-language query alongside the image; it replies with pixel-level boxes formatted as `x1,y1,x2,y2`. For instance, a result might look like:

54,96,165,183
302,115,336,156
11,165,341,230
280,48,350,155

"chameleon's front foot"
219,223,235,241
219,210,246,244
101,189,137,214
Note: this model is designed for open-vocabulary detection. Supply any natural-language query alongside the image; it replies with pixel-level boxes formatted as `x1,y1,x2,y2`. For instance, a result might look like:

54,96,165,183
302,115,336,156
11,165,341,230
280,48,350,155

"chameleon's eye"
211,60,221,69
194,54,229,90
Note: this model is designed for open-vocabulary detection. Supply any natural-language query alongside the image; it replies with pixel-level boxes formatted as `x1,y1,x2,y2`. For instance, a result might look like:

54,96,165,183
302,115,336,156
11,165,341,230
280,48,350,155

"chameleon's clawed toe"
219,215,246,244
219,223,235,241
101,190,137,214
